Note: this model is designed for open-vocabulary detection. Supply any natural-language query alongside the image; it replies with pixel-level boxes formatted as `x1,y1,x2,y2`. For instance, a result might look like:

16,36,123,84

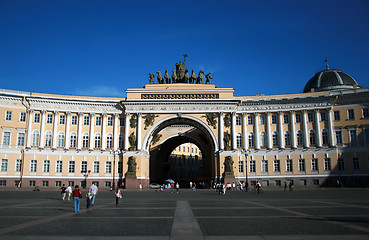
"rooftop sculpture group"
148,54,213,84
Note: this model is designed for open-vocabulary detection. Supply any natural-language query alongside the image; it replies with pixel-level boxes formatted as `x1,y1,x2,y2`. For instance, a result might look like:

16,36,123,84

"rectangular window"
105,181,111,187
69,161,75,173
349,129,357,145
47,114,53,124
272,115,277,124
15,159,21,172
320,112,327,121
83,116,90,125
353,157,360,170
335,129,343,145
96,116,102,126
43,160,50,173
236,116,241,126
275,180,281,186
81,161,87,173
34,113,40,123
308,112,314,122
56,160,62,173
324,158,331,171
283,114,289,124
107,116,113,126
55,181,61,187
1,159,8,172
333,110,340,121
42,181,49,187
106,161,112,173
249,160,256,173
313,179,320,186
259,115,265,125
295,113,301,123
274,160,280,172
29,180,36,187
247,116,253,125
94,161,100,173
68,181,74,187
71,115,77,125
348,109,355,120
238,160,244,173
5,111,12,121
17,133,25,146
311,158,318,171
363,108,369,118
338,158,344,171
59,115,65,124
119,116,124,127
20,112,26,122
3,132,11,146
30,160,37,172
262,160,268,172
298,159,305,172
286,159,293,172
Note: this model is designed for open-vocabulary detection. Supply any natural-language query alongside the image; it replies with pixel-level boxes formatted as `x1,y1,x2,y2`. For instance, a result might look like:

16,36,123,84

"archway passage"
148,117,217,187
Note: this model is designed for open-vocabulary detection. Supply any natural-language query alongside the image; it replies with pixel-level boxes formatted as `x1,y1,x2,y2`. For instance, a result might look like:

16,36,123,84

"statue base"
124,177,149,190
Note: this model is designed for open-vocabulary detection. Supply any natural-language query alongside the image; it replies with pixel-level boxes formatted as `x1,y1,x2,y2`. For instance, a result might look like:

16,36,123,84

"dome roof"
303,66,360,93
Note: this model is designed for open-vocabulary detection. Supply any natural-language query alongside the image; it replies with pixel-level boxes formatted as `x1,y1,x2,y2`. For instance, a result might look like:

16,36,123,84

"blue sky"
1,0,368,98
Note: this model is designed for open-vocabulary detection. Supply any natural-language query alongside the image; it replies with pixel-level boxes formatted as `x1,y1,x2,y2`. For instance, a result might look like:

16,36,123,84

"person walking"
139,183,142,191
89,183,98,206
61,184,66,200
192,182,196,192
115,188,121,205
284,182,288,191
86,190,92,209
176,183,179,193
289,181,293,191
66,185,72,201
72,185,82,213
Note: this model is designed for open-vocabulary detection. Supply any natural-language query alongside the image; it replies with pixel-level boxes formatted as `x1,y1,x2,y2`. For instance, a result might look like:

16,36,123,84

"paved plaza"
0,188,368,239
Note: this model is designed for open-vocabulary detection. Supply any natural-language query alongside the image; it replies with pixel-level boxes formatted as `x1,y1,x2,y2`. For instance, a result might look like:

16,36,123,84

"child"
86,191,93,209
115,188,122,205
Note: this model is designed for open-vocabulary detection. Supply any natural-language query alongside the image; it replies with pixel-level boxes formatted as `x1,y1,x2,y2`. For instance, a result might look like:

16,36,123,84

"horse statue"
156,71,164,84
164,69,171,84
148,73,155,84
196,70,204,84
205,72,213,84
171,69,177,83
183,69,189,83
189,69,196,83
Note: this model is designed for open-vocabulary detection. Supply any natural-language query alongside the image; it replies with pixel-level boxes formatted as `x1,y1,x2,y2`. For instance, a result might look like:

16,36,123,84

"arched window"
284,131,291,147
58,132,65,148
32,130,39,147
297,130,303,146
248,132,254,147
309,129,316,146
260,132,266,147
95,133,101,149
106,133,113,149
119,133,124,149
45,131,52,147
272,131,278,147
82,132,89,148
322,129,329,145
70,132,77,148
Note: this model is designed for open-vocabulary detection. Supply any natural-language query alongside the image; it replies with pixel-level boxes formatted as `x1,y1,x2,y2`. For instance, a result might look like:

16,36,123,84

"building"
0,61,368,189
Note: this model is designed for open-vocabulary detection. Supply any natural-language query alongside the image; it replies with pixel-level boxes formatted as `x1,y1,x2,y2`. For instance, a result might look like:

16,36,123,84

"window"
322,129,329,145
324,158,331,171
42,181,49,187
30,160,37,172
236,116,241,126
56,160,63,173
274,160,280,172
349,129,357,145
5,111,12,121
96,116,102,126
17,133,25,146
55,181,61,187
297,130,303,146
262,160,268,172
308,112,314,122
117,161,122,173
119,134,124,149
70,133,77,148
59,115,65,124
311,158,318,171
363,108,369,118
272,131,278,147
338,158,344,171
69,161,75,173
365,128,369,145
45,131,52,147
348,109,355,120
71,115,77,125
309,130,316,145
260,132,266,147
84,116,89,125
353,157,360,170
298,159,305,172
105,181,111,187
106,161,112,173
275,180,281,186
15,159,21,172
1,159,8,172
313,179,320,186
95,133,101,148
94,161,100,173
249,160,256,173
2,132,10,146
43,160,50,173
295,113,301,123
335,129,343,145
238,160,244,173
29,181,36,187
333,110,340,121
259,115,265,125
58,132,65,148
283,114,289,124
320,112,327,121
20,112,26,122
82,133,89,148
107,116,113,126
34,113,40,123
272,115,277,124
248,132,254,147
247,116,253,125
81,161,87,173
284,131,291,147
119,116,124,127
32,131,39,147
236,133,242,148
47,114,53,124
107,133,113,149
286,159,293,172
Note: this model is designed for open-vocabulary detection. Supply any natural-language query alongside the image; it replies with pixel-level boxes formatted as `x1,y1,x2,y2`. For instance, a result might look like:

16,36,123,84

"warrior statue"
171,69,177,83
156,71,164,84
189,69,196,83
175,54,188,83
148,73,155,84
205,72,213,84
184,69,189,83
164,69,171,84
196,70,204,84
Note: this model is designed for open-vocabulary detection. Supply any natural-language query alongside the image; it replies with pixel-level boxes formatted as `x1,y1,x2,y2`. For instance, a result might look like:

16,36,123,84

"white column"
315,110,322,147
52,111,59,149
137,113,142,150
327,108,335,147
89,113,95,151
101,113,107,151
266,112,272,149
124,113,130,151
278,111,284,149
254,113,260,150
77,112,83,150
65,112,71,150
242,113,247,150
219,112,224,150
39,110,46,149
26,109,34,149
231,112,237,150
290,111,297,149
302,110,309,148
113,113,119,151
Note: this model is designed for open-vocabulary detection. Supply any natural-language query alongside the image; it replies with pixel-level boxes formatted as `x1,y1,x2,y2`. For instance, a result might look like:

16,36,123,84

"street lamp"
83,170,91,188
112,150,117,189
241,150,249,191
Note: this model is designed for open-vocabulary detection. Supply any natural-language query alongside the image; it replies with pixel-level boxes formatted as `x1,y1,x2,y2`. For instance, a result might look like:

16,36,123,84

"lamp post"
242,150,249,191
112,150,117,189
83,170,91,188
